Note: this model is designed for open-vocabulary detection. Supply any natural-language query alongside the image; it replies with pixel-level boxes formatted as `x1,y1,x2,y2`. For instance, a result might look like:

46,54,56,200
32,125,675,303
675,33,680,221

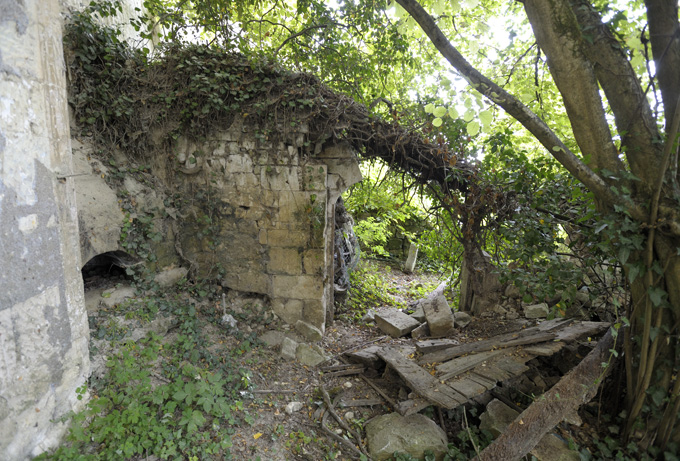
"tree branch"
394,0,646,222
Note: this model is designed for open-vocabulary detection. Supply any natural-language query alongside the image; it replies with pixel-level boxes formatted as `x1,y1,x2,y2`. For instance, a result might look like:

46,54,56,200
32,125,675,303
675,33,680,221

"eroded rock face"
365,413,448,461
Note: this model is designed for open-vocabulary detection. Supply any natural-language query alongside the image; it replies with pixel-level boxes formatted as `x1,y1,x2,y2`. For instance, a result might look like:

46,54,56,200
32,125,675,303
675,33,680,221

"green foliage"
341,260,406,319
481,131,617,312
42,284,254,460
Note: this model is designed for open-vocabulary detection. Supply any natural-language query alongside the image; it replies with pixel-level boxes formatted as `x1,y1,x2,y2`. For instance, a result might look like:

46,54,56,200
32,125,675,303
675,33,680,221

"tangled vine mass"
64,9,477,197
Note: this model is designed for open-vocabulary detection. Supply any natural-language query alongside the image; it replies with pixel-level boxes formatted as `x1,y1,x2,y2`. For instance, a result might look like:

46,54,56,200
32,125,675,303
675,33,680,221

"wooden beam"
475,329,615,461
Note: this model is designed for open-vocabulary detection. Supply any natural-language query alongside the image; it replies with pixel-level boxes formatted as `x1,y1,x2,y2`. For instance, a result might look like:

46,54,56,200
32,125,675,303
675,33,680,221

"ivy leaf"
466,121,480,136
432,117,443,127
618,247,630,265
648,286,666,307
433,106,447,117
627,265,640,283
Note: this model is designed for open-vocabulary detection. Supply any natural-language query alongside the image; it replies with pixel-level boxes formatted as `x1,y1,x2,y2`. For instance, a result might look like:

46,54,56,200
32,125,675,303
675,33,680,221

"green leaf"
432,117,443,127
424,103,435,114
466,121,480,136
433,106,447,117
648,286,666,307
463,108,475,122
479,110,492,126
448,106,459,118
627,265,640,283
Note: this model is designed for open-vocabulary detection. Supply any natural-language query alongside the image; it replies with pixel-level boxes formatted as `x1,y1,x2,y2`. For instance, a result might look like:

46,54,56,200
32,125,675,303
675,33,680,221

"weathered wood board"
377,347,467,408
419,330,557,364
436,349,506,380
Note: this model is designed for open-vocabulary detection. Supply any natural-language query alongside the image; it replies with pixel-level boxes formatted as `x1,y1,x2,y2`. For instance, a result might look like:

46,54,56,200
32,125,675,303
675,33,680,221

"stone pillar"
404,242,419,274
0,1,90,457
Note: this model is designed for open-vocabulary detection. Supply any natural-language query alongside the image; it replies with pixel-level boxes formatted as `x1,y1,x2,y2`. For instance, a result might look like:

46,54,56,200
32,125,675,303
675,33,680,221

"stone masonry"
169,121,362,333
0,0,90,458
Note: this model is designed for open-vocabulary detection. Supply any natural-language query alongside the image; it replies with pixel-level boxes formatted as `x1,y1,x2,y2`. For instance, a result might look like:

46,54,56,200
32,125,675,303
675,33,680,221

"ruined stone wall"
0,0,90,457
170,120,362,334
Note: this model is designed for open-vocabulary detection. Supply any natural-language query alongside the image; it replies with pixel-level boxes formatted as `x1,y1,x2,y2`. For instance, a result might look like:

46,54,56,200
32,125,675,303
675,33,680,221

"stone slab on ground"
296,344,327,366
524,303,549,319
411,322,430,339
295,320,323,341
345,345,384,370
101,286,136,308
375,308,420,338
422,295,455,337
453,311,472,328
280,337,298,360
365,412,448,461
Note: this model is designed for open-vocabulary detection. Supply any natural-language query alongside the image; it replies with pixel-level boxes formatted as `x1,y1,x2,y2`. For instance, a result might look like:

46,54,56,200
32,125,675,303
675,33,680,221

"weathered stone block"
302,249,325,275
524,303,549,319
301,163,327,191
268,247,302,275
375,309,421,338
411,322,430,339
272,275,324,300
268,228,309,247
260,165,300,190
225,153,254,173
271,298,304,325
281,337,298,360
222,269,271,295
366,413,448,461
295,320,323,342
302,299,326,330
422,295,455,338
480,399,519,438
453,311,472,328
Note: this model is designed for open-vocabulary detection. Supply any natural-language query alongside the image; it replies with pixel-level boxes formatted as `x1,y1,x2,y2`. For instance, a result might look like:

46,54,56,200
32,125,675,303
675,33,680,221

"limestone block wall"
0,0,90,458
172,121,362,333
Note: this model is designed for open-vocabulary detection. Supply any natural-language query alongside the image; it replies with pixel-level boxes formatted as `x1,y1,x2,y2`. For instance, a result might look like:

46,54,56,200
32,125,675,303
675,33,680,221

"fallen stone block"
281,337,298,360
411,322,430,339
453,311,472,328
375,308,420,338
524,303,549,319
422,295,455,337
295,319,323,341
365,412,448,461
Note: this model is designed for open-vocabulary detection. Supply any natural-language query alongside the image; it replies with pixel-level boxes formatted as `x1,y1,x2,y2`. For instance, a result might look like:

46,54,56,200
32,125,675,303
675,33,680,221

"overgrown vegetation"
58,0,680,455
39,279,255,460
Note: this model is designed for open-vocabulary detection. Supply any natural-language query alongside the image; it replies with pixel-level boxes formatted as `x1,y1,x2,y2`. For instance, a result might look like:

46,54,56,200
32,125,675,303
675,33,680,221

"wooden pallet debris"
377,347,467,408
343,320,610,414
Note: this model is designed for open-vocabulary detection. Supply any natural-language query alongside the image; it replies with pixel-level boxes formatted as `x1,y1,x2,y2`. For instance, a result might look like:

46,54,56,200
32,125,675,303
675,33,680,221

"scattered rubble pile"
309,287,611,460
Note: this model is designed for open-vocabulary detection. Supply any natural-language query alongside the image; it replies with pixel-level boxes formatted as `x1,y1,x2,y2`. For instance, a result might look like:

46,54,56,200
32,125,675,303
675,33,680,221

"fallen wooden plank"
419,331,557,364
436,349,505,380
339,398,383,408
415,338,460,354
448,377,490,399
378,347,467,408
554,321,609,342
522,342,564,356
467,372,498,390
396,398,431,416
494,356,531,376
470,364,512,382
475,329,614,461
